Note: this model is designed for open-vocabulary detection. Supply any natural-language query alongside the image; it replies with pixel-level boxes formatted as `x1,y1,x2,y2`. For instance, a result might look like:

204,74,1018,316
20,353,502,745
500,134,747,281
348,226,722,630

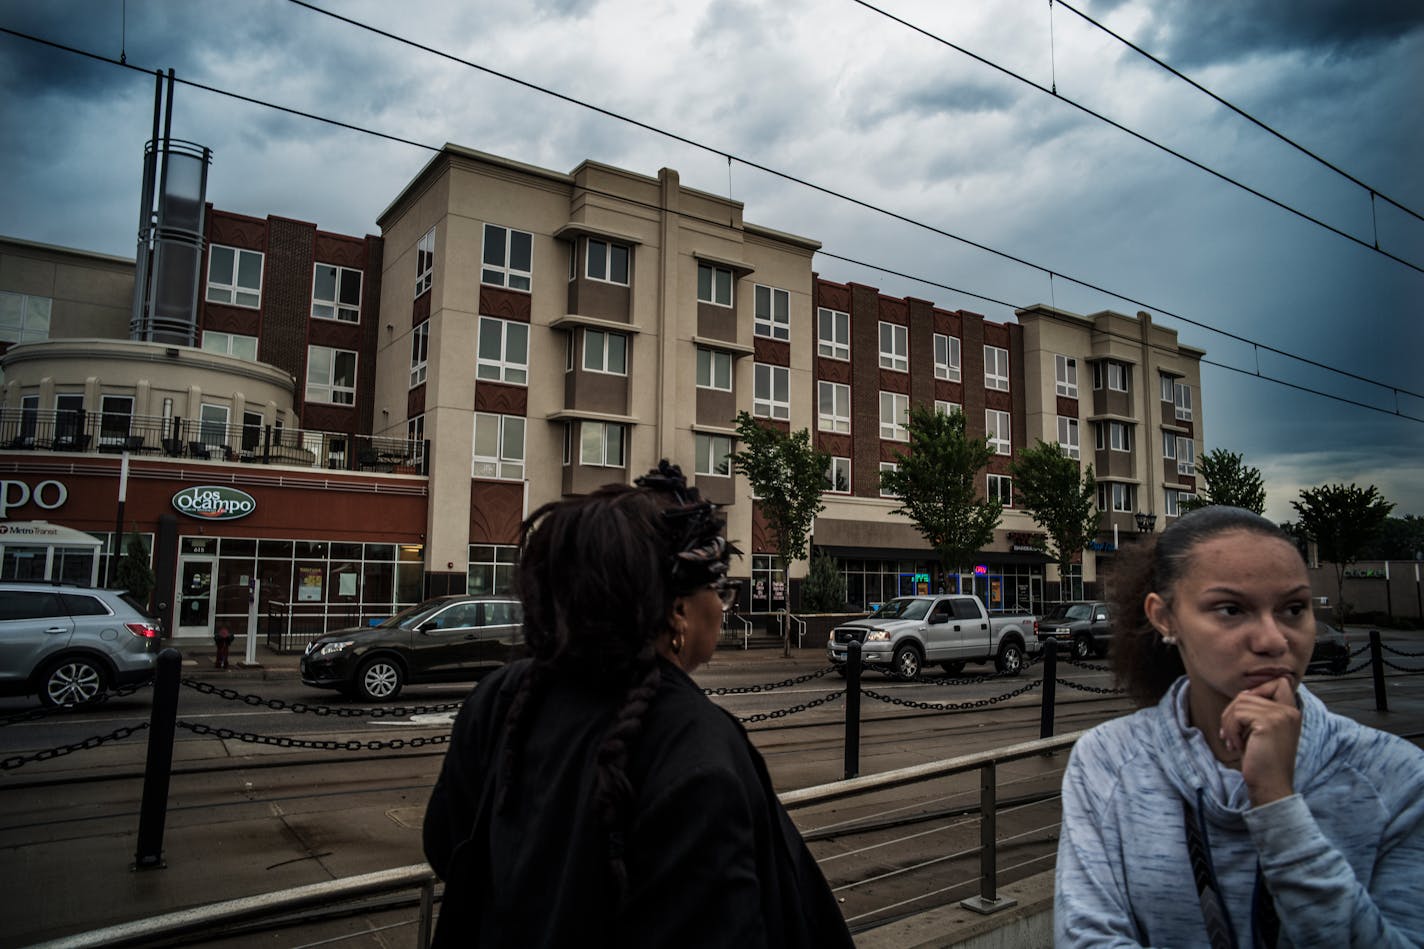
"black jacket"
424,657,853,948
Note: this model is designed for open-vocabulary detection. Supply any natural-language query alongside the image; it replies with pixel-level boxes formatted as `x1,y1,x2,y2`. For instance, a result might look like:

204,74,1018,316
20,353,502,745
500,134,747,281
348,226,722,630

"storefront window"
467,544,517,595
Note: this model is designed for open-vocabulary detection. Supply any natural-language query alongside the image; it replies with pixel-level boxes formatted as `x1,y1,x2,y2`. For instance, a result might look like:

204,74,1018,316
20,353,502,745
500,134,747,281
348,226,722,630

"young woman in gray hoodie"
1055,506,1424,947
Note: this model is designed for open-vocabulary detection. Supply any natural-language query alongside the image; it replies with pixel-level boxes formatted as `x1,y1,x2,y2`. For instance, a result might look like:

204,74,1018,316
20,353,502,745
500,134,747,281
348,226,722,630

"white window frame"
1164,488,1180,518
1057,416,1080,459
585,239,630,286
754,363,790,420
312,263,362,322
879,322,908,372
817,307,849,360
988,473,1013,507
818,381,851,434
481,223,533,292
696,347,732,391
1175,382,1193,421
1094,361,1129,392
198,403,229,446
305,346,357,406
879,462,899,498
415,228,435,296
475,317,530,385
695,433,733,477
1160,373,1175,403
407,414,425,465
825,456,851,494
1177,437,1196,476
579,421,625,468
472,412,525,480
581,328,627,376
1109,421,1133,453
984,345,1009,391
935,400,962,417
1055,354,1078,398
754,285,790,340
986,409,1011,455
934,333,961,382
201,330,258,361
1162,431,1177,459
410,322,429,388
99,395,134,446
0,291,52,343
1100,481,1136,513
880,391,909,441
206,244,263,308
697,262,733,307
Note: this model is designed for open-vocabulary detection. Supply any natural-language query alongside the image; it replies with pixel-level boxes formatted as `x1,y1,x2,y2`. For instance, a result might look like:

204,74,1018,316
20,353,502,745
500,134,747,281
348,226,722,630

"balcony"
0,408,427,475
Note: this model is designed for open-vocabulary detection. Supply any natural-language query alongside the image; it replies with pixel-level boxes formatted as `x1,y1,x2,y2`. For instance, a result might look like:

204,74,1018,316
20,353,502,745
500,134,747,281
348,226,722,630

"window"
1175,382,1193,421
1057,416,1080,459
1056,355,1078,398
1177,437,1196,476
696,348,732,390
988,474,1013,507
1094,361,1129,392
312,264,362,322
754,363,789,420
695,433,733,476
754,285,789,340
474,317,530,384
879,322,908,372
984,346,1009,391
472,412,525,480
0,291,51,343
201,330,258,361
586,239,630,285
935,400,962,416
206,245,263,308
242,410,263,452
415,228,435,296
1102,421,1132,452
199,403,229,447
562,422,571,465
879,462,899,498
306,346,357,405
582,329,627,375
407,414,425,462
1162,431,1177,459
818,308,849,360
468,545,518,596
1160,373,1175,403
697,263,733,307
824,456,851,493
818,381,850,433
410,323,429,387
18,395,38,440
1098,481,1136,513
482,224,533,292
1165,488,1181,518
880,391,908,441
99,395,133,446
579,422,625,468
986,409,1011,455
935,333,961,382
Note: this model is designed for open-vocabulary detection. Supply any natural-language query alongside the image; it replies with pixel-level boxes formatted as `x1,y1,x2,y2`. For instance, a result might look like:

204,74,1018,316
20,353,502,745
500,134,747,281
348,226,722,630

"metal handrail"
785,611,808,648
722,611,753,649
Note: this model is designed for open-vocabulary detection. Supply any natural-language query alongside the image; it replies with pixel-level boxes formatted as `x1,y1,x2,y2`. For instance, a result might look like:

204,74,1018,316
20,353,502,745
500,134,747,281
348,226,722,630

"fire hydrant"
214,623,234,669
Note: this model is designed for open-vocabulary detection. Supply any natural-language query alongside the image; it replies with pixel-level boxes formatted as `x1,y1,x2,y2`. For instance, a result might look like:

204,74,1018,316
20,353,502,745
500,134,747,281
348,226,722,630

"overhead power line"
844,0,1423,274
0,25,1419,427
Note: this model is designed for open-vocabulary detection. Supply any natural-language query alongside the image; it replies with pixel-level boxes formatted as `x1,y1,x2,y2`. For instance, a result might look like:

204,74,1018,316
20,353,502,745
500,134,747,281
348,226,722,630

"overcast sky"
2,0,1420,522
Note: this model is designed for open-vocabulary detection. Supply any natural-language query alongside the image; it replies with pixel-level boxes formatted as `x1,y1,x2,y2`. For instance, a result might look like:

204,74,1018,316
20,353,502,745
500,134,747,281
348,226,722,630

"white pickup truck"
827,594,1037,679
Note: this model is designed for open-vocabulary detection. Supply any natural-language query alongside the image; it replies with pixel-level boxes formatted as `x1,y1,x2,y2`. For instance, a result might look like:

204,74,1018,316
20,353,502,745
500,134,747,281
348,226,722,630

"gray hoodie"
1055,678,1424,947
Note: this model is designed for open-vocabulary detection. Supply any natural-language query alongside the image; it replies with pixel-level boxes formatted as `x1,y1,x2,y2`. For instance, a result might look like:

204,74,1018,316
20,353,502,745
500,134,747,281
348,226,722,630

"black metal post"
1039,638,1058,739
134,647,182,870
1369,629,1388,712
844,641,862,780
980,762,998,901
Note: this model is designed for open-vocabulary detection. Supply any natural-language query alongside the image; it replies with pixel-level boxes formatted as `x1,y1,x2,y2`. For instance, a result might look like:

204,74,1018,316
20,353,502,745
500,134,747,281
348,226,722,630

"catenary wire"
843,0,1423,273
0,25,1418,426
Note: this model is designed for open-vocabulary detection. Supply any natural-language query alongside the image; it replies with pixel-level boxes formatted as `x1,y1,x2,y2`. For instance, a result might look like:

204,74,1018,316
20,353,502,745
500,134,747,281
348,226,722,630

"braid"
592,643,662,905
495,660,550,815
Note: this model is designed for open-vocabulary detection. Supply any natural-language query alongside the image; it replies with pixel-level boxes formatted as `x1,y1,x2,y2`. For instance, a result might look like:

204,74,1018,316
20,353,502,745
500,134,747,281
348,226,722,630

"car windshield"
871,598,932,620
1045,603,1093,621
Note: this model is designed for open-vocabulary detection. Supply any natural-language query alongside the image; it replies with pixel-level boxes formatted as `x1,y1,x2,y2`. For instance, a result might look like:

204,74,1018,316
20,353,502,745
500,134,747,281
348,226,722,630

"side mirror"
417,620,440,633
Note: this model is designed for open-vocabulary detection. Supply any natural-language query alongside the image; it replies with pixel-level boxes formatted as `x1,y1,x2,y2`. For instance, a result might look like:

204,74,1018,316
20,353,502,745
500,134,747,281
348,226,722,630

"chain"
1381,643,1424,658
1381,659,1424,674
862,678,1042,712
737,689,845,724
702,665,837,696
1055,677,1126,695
1351,643,1371,657
181,679,464,717
0,681,154,728
901,662,1041,687
1,722,150,771
1059,657,1111,673
175,719,452,751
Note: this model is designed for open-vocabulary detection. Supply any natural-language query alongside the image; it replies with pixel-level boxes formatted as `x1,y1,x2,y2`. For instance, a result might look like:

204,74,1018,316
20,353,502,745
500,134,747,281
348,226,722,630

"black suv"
1035,601,1112,659
300,595,524,701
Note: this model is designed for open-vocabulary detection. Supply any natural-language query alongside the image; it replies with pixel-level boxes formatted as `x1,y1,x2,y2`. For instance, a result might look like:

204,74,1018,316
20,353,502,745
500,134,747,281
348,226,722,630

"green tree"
1009,439,1099,599
879,406,1000,591
1180,448,1267,515
1359,514,1424,561
114,534,156,604
800,551,848,612
1291,483,1395,623
728,412,828,654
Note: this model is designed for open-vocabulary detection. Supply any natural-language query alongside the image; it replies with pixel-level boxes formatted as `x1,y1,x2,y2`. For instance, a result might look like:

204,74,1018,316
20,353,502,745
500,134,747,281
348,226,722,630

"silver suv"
0,583,160,707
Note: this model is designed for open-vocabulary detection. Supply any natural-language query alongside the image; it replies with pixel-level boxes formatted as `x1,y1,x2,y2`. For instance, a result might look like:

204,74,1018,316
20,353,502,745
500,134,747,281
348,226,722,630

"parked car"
0,582,160,707
827,594,1036,678
1035,600,1113,659
1309,620,1350,675
300,594,524,701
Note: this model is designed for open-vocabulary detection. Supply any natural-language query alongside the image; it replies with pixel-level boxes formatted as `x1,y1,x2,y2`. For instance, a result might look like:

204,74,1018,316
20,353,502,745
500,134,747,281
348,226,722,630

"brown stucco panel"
816,358,852,384
816,432,852,456
816,279,851,312
697,303,737,340
412,290,430,327
696,388,737,427
407,384,426,418
1058,396,1080,417
203,305,261,337
470,481,524,543
473,381,529,416
754,337,790,365
479,286,532,323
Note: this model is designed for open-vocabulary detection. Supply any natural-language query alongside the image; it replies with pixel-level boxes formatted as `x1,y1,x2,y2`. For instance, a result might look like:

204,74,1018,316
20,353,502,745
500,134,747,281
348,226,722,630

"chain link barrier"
0,680,153,729
1,722,150,771
181,679,464,717
1381,659,1424,674
1055,677,1126,695
1059,657,1111,673
862,678,1043,712
703,665,838,696
736,689,845,724
1381,643,1424,658
175,719,451,752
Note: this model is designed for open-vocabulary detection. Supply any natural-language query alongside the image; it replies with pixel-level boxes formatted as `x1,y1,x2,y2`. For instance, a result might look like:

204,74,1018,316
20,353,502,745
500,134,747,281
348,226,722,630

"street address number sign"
172,485,257,520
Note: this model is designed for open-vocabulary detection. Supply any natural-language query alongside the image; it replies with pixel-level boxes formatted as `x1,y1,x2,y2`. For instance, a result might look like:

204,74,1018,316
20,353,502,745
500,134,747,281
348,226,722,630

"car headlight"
865,630,890,642
318,640,355,656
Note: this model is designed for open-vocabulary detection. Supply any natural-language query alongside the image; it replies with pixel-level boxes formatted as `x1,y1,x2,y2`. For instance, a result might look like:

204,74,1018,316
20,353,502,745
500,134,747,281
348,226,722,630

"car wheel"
40,656,108,707
355,656,404,701
996,641,1025,676
940,661,966,675
892,645,922,680
834,665,848,678
1072,635,1092,660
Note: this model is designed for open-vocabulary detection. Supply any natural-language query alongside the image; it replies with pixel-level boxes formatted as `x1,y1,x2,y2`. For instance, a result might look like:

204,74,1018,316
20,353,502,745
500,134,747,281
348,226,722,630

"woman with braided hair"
424,461,852,947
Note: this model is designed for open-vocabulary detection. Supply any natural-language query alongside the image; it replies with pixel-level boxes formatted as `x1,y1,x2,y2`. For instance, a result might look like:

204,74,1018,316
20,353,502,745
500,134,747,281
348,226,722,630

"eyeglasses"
708,578,740,611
